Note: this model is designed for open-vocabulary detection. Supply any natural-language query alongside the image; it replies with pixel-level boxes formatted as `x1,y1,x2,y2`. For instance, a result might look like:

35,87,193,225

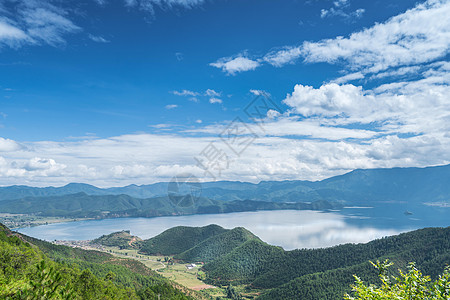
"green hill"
0,222,194,299
174,227,260,263
199,226,450,299
78,223,450,300
92,230,143,249
139,224,228,255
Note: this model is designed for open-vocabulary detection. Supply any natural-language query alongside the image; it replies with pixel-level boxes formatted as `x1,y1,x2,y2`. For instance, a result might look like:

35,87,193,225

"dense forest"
95,225,450,300
138,225,260,263
0,222,196,299
205,227,450,299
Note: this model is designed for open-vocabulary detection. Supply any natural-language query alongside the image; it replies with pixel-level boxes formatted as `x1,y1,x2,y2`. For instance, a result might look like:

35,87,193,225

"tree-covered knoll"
139,224,227,255
92,230,143,249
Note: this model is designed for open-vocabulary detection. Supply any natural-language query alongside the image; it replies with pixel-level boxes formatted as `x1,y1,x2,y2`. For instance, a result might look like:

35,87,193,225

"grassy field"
101,245,222,295
104,247,166,270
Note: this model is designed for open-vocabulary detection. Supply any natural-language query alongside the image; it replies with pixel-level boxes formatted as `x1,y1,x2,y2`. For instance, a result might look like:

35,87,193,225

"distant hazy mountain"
1,164,449,205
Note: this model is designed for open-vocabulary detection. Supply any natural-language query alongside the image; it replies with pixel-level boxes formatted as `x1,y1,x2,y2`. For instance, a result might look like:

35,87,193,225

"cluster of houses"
185,262,204,270
52,239,104,251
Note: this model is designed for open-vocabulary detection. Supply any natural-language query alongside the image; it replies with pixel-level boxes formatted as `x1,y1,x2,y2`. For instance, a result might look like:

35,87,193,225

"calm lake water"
17,205,449,250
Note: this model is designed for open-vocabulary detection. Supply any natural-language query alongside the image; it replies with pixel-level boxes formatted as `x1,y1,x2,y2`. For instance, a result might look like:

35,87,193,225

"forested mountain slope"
0,193,336,218
95,224,450,300
0,222,196,299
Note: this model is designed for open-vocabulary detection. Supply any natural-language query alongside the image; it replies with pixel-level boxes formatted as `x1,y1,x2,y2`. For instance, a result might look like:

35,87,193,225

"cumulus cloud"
284,70,450,133
0,137,23,152
210,55,261,75
165,104,178,109
0,128,449,187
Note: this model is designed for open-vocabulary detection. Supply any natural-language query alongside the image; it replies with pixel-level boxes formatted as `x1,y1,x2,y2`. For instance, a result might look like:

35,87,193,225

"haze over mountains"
1,164,449,205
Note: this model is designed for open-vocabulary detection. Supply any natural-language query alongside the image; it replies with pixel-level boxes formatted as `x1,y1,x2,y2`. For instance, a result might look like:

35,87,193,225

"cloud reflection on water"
18,210,406,250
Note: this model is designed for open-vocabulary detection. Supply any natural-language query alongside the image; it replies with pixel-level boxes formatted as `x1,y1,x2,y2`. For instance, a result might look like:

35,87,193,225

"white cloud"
88,34,110,43
209,97,222,104
263,47,302,67
320,0,365,20
172,89,199,96
283,83,372,118
210,55,260,75
331,71,364,84
0,137,22,152
304,0,450,73
283,72,450,135
205,89,221,97
165,104,178,109
212,0,450,73
0,20,29,47
0,1,80,48
121,0,206,14
0,128,448,187
249,89,270,96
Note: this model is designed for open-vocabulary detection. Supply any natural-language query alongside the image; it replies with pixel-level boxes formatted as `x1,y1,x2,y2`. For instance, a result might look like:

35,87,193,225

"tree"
344,260,450,300
226,284,242,300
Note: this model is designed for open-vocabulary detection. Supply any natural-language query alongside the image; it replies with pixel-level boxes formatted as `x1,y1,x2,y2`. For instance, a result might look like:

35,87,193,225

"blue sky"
0,0,449,186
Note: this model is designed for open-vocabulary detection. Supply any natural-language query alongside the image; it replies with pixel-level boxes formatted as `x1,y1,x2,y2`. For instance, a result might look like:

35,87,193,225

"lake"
17,205,449,250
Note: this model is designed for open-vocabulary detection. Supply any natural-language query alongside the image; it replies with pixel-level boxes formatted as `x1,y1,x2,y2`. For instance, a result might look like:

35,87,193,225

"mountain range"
0,164,449,220
1,164,449,205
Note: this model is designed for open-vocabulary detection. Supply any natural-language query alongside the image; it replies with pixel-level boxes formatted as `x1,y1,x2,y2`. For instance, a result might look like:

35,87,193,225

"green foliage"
175,227,259,263
203,227,450,292
0,223,193,300
344,260,450,299
225,285,243,300
140,224,227,255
